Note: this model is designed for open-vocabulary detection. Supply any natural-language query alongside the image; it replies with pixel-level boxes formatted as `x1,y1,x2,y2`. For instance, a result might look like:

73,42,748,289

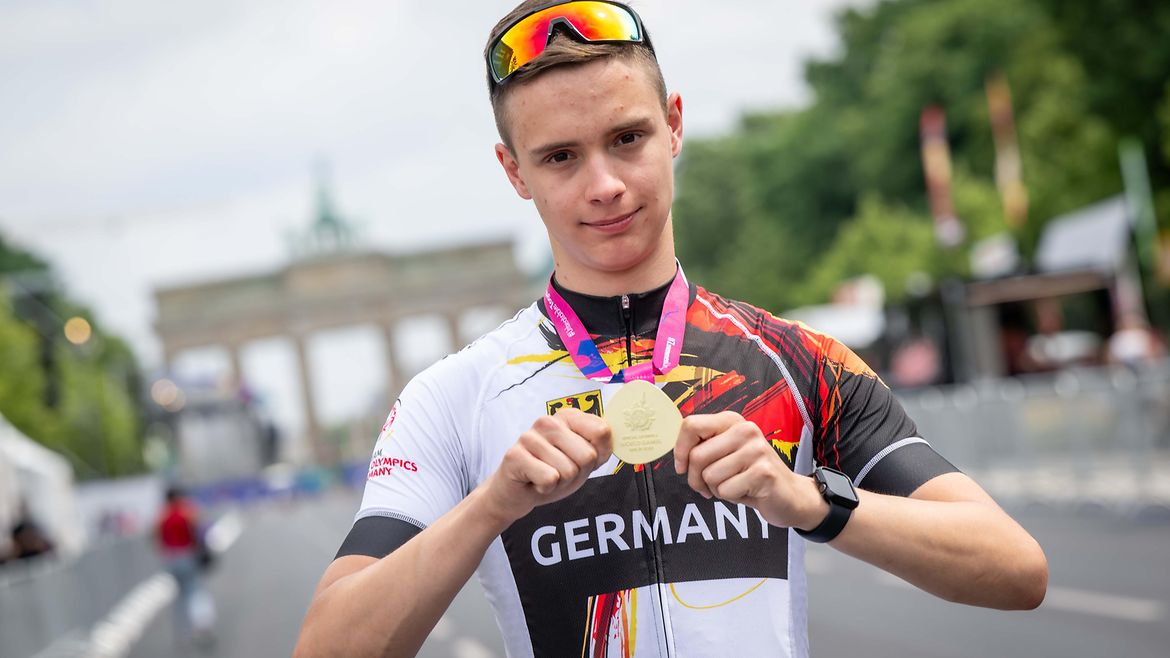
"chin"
589,251,655,276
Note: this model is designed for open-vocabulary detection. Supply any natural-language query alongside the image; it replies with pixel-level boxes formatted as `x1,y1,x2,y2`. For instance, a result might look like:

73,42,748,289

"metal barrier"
898,358,1170,508
1,363,1166,657
0,534,159,658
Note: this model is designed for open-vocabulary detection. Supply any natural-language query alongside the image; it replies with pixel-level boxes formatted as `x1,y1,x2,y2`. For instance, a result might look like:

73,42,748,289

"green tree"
0,235,145,478
0,286,65,450
674,0,1135,311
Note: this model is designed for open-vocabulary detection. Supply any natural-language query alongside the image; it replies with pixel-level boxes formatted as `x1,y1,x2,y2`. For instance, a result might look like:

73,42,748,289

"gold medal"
606,380,682,465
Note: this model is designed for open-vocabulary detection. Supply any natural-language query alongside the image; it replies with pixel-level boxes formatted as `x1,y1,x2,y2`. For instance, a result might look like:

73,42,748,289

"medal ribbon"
544,265,689,383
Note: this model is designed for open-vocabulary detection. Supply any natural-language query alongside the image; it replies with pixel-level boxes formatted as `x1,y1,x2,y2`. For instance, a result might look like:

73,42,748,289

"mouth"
585,208,640,232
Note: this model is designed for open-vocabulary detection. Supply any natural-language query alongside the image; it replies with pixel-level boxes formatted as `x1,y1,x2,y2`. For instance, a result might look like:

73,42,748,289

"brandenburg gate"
153,184,531,464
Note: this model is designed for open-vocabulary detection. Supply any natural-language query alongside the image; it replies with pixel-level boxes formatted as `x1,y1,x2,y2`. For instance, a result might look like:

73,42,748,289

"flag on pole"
986,73,1028,228
919,106,964,248
1158,231,1170,286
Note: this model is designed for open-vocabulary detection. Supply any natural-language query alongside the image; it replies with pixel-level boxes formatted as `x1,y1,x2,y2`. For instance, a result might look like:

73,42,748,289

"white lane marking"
875,572,1165,623
1042,586,1166,623
872,570,1164,623
452,637,498,658
205,510,244,553
814,549,1166,624
88,573,177,658
35,511,249,658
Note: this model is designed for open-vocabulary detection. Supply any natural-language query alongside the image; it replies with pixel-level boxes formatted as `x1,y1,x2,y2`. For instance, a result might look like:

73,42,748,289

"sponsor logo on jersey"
546,390,603,417
369,401,417,479
381,402,400,434
367,455,419,479
373,400,401,452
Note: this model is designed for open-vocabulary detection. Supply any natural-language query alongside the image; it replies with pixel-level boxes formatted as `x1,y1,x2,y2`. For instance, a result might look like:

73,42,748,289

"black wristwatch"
795,466,859,543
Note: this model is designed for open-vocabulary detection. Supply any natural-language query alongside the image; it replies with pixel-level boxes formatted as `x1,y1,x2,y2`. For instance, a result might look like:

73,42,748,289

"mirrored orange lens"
490,1,642,83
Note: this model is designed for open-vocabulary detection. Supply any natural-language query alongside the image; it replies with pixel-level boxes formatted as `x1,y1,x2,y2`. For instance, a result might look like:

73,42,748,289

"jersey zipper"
620,294,633,362
622,292,673,656
640,457,672,656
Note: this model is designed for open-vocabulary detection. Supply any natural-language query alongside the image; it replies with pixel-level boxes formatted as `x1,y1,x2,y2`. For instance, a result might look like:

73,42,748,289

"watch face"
818,468,859,507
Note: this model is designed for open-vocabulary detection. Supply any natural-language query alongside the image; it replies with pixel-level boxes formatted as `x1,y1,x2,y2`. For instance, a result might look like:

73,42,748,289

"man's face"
495,57,683,283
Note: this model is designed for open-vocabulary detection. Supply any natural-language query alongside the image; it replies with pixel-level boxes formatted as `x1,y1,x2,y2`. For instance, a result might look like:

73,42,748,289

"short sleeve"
811,334,957,496
355,367,470,529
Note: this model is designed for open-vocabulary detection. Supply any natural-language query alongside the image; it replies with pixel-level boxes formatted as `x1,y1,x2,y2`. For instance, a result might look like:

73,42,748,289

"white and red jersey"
344,277,956,657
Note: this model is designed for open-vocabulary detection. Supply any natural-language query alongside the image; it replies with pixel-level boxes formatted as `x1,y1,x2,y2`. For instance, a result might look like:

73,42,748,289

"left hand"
673,411,823,529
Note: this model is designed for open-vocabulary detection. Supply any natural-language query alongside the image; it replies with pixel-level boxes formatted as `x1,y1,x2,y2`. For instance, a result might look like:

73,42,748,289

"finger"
689,420,765,471
509,447,561,495
544,425,601,472
558,408,613,466
699,448,757,497
709,468,759,503
674,411,743,474
521,428,583,484
688,420,763,499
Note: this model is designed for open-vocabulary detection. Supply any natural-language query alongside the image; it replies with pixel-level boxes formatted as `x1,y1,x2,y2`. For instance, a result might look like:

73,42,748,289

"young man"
295,2,1047,656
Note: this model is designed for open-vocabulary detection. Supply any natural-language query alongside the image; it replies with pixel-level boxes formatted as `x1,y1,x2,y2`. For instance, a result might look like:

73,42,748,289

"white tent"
0,413,83,556
783,304,886,350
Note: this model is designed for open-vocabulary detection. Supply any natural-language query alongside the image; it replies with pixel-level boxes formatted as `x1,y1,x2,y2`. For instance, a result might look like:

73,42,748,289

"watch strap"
795,467,857,543
794,497,852,543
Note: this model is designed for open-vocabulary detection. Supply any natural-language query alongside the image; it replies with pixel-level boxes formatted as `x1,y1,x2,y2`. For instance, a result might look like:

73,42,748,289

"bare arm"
294,409,612,658
674,412,1048,611
830,472,1047,609
294,488,511,658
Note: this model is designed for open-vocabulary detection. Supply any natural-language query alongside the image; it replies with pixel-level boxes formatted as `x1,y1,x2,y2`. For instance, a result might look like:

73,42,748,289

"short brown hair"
485,0,668,150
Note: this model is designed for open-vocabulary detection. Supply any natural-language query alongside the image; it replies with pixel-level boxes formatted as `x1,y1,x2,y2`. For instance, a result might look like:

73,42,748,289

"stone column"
160,344,177,376
292,333,326,464
446,312,462,352
381,323,407,402
225,342,244,388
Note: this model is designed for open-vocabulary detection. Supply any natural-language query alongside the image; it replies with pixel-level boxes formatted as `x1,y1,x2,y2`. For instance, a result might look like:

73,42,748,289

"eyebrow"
528,116,657,159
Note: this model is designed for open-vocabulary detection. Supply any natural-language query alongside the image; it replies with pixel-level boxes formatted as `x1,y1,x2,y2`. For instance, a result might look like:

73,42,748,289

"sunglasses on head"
487,1,653,87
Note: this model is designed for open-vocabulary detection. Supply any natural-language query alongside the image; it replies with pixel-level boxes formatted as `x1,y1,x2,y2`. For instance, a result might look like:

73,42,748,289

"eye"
616,132,642,146
545,151,573,165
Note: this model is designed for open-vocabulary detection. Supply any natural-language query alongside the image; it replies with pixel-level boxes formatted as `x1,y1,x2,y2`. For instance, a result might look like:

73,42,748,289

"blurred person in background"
155,486,216,648
5,502,55,562
296,2,1047,656
890,332,943,388
1107,312,1166,368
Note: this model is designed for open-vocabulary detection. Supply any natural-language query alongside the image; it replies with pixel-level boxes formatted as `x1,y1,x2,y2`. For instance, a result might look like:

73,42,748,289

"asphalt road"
128,491,1169,658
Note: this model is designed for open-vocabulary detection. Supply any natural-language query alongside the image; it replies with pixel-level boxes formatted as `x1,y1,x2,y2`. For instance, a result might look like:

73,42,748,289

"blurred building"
152,180,529,465
959,196,1141,379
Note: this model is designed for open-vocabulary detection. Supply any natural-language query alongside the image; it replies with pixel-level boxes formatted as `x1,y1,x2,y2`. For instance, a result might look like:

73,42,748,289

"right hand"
481,408,613,524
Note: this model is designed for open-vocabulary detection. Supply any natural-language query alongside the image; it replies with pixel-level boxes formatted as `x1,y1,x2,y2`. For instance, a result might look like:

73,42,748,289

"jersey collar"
544,271,694,337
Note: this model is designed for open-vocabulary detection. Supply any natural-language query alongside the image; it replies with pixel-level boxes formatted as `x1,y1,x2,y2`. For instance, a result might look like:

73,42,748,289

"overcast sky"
0,0,868,443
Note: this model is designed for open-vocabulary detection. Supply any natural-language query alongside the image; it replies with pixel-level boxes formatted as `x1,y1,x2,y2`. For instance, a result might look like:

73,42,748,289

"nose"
584,156,626,205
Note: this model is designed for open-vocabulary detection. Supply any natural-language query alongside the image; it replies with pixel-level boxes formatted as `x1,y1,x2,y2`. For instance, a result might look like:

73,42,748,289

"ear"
666,92,684,159
495,143,533,200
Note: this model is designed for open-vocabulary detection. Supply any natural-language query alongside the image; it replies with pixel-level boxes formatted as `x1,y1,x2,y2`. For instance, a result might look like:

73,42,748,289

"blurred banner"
1159,232,1170,287
1119,138,1168,287
919,105,964,248
986,73,1028,228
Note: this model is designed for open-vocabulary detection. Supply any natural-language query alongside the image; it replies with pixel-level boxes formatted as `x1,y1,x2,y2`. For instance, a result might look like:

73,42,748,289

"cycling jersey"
340,271,957,657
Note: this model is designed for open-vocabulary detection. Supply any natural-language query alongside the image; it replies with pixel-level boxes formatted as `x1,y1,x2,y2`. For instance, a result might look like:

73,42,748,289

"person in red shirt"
155,486,216,646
